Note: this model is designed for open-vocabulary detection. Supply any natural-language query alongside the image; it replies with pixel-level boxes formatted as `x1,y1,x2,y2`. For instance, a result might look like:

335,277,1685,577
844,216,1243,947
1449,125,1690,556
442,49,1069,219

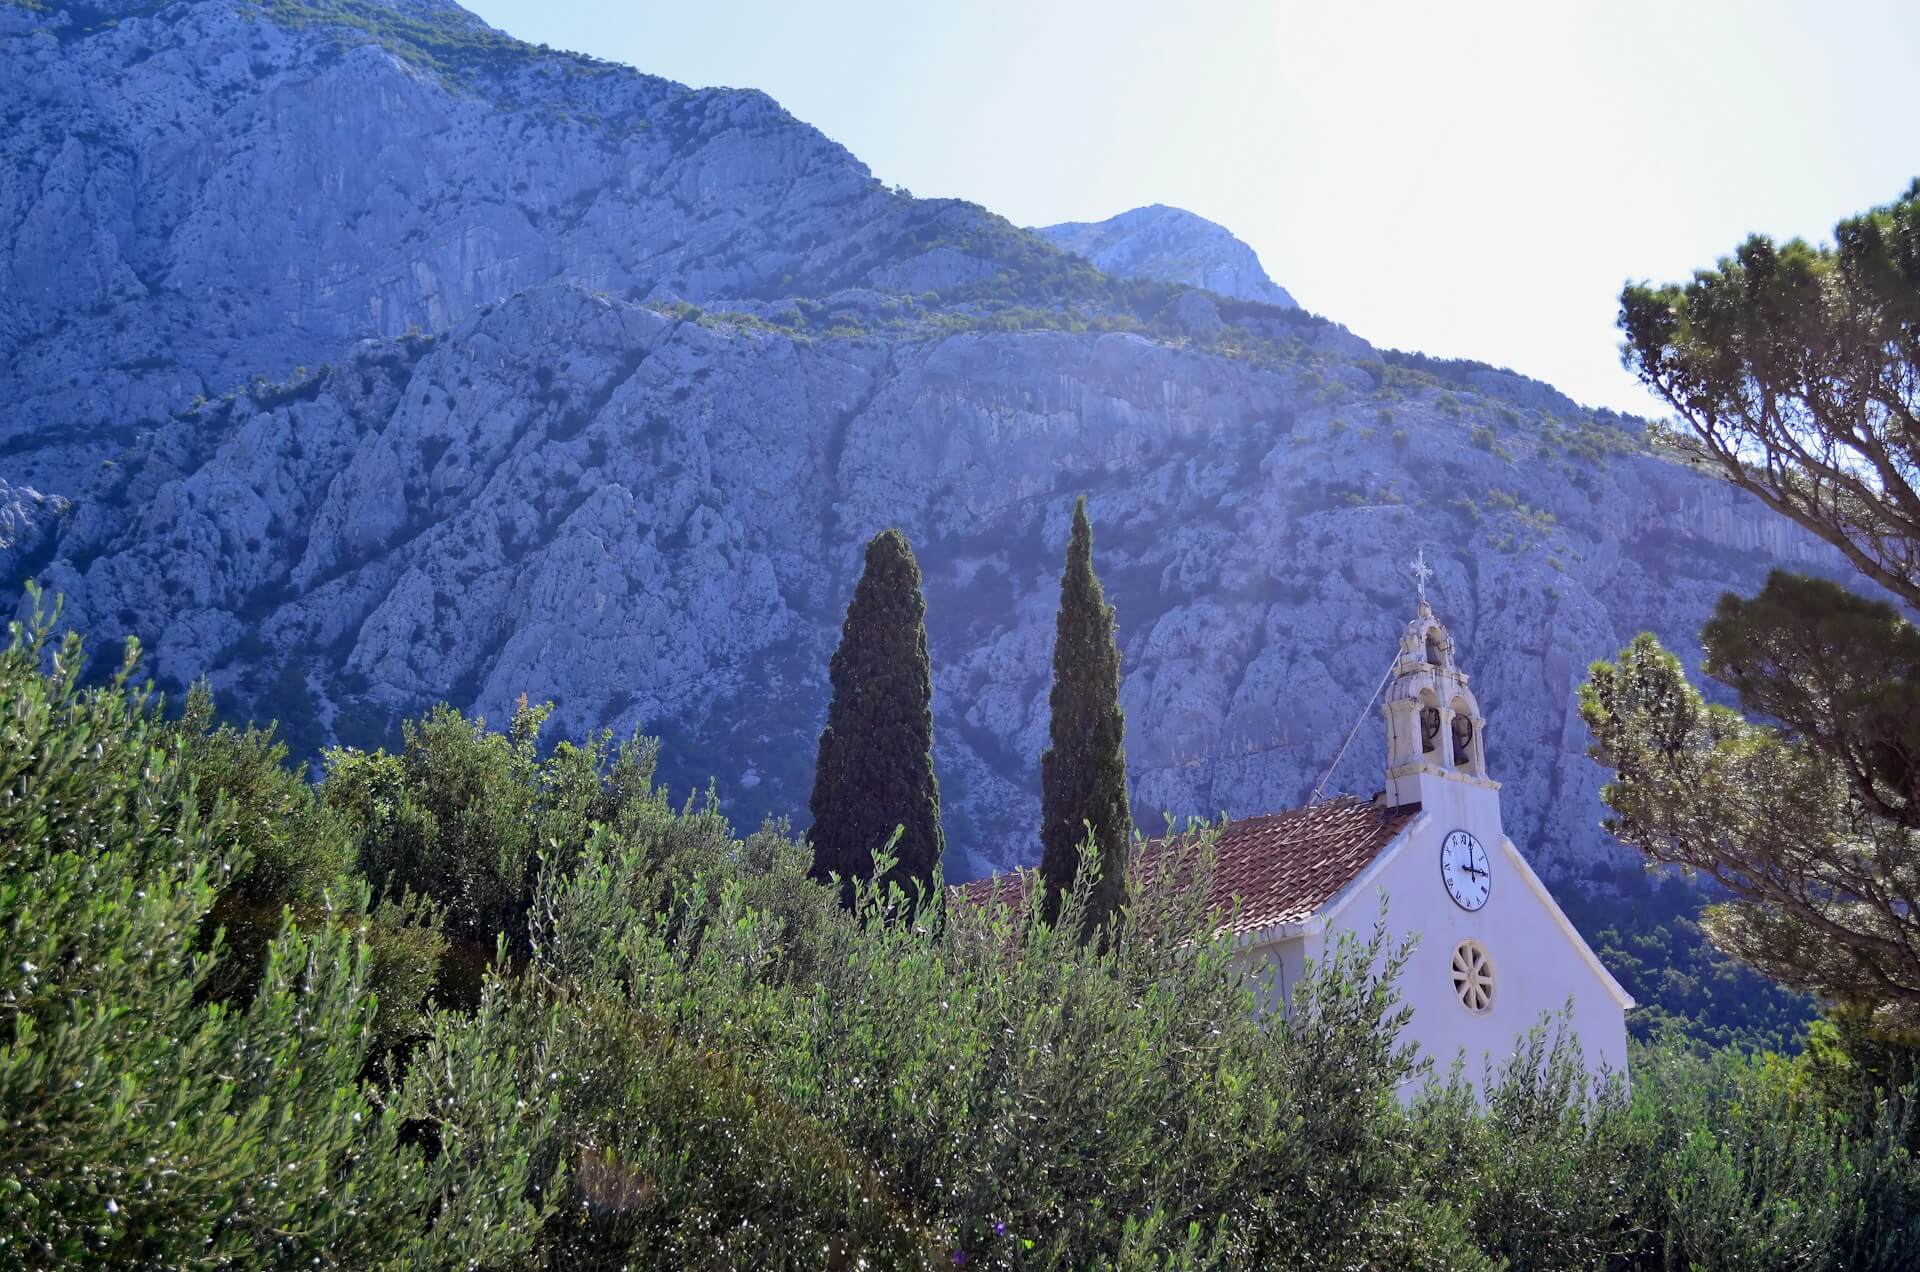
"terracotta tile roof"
950,797,1420,937
952,867,1039,911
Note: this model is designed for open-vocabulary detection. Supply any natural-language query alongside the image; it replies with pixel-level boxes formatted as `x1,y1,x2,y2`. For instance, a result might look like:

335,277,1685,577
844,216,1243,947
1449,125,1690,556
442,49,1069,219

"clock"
1440,829,1491,911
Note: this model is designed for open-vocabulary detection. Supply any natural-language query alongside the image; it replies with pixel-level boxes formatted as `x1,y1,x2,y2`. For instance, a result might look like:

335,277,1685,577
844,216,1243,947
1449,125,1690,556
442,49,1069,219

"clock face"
1440,830,1491,911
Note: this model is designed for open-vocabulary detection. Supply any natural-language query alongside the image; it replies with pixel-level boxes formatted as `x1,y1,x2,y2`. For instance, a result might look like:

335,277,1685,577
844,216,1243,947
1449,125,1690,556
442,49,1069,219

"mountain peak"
1032,205,1296,308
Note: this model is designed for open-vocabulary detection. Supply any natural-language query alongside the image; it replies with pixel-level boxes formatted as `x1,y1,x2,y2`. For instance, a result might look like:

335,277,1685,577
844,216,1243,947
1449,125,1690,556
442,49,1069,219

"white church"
958,589,1634,1091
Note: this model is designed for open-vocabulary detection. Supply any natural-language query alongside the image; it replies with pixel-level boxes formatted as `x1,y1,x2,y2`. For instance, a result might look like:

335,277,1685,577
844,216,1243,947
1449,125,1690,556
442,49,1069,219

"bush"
1625,1042,1920,1269
0,596,542,1267
6,601,1918,1268
173,681,447,1056
426,822,1491,1268
320,698,656,1002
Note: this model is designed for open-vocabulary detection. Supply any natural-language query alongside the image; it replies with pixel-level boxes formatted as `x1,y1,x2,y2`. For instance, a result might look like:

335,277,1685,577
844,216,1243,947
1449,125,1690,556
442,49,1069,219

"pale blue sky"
466,0,1918,415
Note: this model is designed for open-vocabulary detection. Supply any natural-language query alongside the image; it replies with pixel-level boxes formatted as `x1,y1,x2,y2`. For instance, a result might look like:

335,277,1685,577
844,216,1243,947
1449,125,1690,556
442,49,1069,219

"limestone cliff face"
39,281,1841,882
0,0,1020,497
10,0,1845,886
1035,205,1299,308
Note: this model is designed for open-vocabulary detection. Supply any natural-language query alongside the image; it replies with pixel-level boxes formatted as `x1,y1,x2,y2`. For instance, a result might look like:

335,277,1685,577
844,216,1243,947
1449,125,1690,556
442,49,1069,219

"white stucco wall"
1248,780,1631,1096
1241,937,1311,1017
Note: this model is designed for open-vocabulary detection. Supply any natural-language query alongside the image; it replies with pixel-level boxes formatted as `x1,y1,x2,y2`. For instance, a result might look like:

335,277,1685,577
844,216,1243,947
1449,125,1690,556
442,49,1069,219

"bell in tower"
1379,551,1497,816
1451,713,1475,769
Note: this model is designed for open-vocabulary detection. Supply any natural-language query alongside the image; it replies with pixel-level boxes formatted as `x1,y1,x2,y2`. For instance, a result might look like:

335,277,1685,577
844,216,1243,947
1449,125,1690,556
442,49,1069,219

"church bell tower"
1381,555,1499,824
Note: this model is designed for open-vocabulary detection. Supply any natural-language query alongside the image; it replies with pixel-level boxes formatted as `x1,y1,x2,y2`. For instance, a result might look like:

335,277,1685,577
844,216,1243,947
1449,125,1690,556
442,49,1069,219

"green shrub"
1414,1024,1636,1270
320,698,656,995
7,601,1918,1268
460,816,1492,1268
0,596,543,1267
1620,1042,1920,1269
173,681,446,1055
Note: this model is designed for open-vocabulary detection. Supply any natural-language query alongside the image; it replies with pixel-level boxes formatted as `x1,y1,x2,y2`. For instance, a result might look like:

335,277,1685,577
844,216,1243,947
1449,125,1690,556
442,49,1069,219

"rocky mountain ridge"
38,277,1840,881
6,0,1846,885
0,0,1076,499
1035,205,1299,308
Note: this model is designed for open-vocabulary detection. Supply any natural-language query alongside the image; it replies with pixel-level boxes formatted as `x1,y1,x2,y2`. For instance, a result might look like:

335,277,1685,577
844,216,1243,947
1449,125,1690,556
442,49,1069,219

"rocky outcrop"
0,480,68,566
1035,205,1299,308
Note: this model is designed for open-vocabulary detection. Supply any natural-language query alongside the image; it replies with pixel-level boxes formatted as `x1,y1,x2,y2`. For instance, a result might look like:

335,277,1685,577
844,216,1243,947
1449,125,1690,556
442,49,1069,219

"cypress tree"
1039,496,1133,933
807,528,945,899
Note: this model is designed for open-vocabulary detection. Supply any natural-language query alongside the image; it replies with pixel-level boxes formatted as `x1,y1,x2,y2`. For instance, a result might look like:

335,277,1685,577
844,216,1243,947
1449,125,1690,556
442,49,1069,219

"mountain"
1035,205,1299,308
0,0,1059,503
7,0,1843,888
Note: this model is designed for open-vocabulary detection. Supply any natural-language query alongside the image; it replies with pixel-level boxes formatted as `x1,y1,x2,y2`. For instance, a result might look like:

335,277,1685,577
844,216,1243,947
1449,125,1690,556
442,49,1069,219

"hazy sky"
466,0,1917,415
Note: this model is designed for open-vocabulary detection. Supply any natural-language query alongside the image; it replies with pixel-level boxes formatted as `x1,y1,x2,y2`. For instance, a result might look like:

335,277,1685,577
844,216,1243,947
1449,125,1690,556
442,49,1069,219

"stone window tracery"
1451,939,1494,1013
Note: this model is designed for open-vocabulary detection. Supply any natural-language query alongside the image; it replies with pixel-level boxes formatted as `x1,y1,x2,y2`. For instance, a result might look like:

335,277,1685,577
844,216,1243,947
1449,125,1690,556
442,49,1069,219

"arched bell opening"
1419,692,1443,763
1451,712,1475,772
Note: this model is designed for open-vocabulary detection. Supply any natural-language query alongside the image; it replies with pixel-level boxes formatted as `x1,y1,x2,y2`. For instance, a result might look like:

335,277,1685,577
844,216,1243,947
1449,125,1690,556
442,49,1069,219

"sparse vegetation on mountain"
248,0,588,83
1563,874,1815,1053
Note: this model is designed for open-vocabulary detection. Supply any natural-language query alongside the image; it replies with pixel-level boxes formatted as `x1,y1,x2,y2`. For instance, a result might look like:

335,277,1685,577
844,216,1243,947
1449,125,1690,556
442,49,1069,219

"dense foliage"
1601,179,1920,1058
807,528,945,898
0,598,544,1268
1039,497,1133,935
1620,179,1920,611
173,677,449,1055
6,599,1920,1267
1562,874,1815,1054
1583,578,1920,1037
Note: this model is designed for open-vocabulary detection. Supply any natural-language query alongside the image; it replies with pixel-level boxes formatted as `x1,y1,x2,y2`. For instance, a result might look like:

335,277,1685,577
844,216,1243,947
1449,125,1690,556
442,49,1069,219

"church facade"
958,597,1634,1092
1226,599,1633,1090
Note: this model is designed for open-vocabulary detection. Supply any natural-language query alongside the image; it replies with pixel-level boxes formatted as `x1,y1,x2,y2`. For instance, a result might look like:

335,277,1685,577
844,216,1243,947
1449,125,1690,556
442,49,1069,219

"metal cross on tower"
1411,547,1434,605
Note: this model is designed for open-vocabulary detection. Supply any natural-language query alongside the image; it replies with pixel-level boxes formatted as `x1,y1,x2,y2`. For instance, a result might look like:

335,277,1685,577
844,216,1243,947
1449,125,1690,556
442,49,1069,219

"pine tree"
1619,179,1920,611
1040,497,1133,933
1582,572,1920,1032
807,528,944,898
1600,180,1920,1035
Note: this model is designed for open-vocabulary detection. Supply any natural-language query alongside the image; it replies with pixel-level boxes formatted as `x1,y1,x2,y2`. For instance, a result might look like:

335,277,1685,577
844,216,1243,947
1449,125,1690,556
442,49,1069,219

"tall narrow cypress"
1039,496,1132,933
807,528,944,899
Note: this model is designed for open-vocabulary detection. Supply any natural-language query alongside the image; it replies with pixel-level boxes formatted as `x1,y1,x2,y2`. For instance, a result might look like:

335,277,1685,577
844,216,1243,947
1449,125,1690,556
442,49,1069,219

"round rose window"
1451,939,1494,1014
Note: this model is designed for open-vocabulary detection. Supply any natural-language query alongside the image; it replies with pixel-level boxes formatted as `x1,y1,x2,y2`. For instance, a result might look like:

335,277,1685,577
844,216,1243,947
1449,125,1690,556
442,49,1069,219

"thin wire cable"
1310,653,1399,804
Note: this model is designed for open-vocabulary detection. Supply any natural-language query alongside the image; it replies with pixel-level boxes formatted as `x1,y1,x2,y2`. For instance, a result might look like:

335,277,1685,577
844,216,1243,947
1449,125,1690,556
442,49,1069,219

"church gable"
1311,813,1635,1015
